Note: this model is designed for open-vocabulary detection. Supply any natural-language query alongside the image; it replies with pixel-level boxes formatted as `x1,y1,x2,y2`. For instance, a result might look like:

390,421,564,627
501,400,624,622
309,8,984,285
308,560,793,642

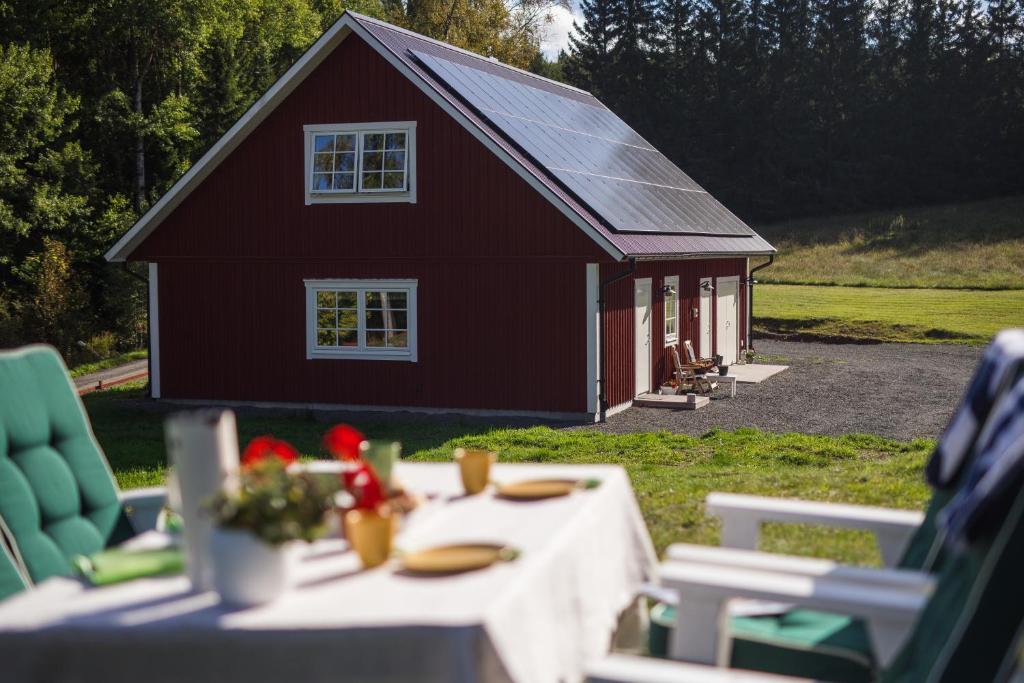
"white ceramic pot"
660,385,677,395
209,528,290,607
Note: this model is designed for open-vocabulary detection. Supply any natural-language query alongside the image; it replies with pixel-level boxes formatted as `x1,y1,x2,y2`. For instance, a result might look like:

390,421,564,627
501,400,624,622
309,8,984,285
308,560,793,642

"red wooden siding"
158,260,590,412
130,32,610,413
601,259,748,409
131,35,607,263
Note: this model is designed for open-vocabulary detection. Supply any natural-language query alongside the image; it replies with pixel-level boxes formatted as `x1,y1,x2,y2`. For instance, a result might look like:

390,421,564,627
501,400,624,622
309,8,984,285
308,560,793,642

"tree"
564,0,619,97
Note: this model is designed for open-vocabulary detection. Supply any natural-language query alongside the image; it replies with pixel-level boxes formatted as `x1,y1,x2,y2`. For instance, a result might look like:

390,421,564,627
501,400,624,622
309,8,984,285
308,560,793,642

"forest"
1,0,1021,360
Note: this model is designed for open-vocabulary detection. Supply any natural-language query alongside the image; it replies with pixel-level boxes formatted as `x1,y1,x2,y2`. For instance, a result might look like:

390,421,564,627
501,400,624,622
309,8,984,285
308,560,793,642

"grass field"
70,350,148,378
756,195,1024,290
756,284,1024,344
90,382,932,564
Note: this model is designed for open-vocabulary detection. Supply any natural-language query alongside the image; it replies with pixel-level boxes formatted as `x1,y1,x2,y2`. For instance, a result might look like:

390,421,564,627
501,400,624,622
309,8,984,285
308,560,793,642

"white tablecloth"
0,463,656,683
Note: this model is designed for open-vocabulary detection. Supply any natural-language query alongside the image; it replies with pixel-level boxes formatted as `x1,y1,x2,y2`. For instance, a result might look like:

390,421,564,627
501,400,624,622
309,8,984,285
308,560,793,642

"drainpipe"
746,255,775,352
121,262,153,398
598,257,636,421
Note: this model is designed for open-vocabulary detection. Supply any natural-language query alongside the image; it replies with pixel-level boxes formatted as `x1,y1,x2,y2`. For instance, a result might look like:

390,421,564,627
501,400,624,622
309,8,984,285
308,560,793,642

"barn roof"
106,12,774,262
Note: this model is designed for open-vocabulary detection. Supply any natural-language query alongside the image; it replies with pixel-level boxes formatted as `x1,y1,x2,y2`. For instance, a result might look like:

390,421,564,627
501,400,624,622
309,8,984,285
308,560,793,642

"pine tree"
564,0,620,98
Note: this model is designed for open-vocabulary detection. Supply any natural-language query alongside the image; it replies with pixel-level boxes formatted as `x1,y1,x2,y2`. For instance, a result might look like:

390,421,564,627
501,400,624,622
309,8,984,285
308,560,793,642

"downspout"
598,257,636,421
121,262,153,398
746,255,775,352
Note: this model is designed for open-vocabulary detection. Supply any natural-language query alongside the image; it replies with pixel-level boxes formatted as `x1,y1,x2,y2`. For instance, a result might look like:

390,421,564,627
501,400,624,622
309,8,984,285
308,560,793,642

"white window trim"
304,278,418,362
664,275,679,347
303,122,416,205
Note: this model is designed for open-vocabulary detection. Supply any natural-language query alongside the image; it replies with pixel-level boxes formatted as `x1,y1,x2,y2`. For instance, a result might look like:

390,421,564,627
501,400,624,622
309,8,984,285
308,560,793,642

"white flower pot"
209,528,290,607
660,385,677,395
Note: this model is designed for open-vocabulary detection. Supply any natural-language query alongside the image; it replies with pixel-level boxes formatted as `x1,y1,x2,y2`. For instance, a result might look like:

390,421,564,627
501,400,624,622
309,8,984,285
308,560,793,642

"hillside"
755,195,1024,290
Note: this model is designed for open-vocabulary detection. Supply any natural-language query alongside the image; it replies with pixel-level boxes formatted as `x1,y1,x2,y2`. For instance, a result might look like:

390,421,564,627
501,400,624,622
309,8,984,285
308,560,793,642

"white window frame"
305,279,418,362
303,122,417,205
664,275,679,346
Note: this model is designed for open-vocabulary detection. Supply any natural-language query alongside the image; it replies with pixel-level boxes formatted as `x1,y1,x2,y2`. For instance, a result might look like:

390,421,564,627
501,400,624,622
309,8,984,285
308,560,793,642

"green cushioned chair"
0,345,165,587
590,482,1024,683
649,461,985,681
647,401,1007,680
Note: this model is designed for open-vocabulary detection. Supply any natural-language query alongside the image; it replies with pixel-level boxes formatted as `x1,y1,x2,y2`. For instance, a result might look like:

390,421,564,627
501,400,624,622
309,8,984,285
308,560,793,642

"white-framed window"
664,275,679,346
305,279,418,361
303,122,417,205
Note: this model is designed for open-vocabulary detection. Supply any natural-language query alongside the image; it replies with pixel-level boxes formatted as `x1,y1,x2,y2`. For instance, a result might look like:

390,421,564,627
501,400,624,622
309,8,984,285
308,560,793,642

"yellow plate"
495,479,577,500
401,544,510,574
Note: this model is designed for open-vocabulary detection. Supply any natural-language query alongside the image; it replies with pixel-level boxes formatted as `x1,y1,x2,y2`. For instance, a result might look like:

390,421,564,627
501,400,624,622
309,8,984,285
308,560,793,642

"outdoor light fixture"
700,281,714,292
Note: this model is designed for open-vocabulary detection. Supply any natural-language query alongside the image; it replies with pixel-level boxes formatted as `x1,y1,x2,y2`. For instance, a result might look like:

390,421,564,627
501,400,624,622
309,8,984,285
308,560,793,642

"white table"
711,373,737,398
0,463,656,683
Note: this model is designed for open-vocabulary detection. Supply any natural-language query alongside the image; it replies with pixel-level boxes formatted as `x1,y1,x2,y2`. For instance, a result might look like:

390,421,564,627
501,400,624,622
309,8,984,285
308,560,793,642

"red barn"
105,12,775,421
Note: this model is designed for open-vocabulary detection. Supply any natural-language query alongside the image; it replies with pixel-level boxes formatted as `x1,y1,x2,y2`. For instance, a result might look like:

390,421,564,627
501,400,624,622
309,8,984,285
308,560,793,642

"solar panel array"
411,49,756,236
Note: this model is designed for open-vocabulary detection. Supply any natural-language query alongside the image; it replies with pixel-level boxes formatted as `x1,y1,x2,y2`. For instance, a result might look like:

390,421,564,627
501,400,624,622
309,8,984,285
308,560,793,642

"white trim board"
585,264,599,416
148,263,161,398
104,12,624,263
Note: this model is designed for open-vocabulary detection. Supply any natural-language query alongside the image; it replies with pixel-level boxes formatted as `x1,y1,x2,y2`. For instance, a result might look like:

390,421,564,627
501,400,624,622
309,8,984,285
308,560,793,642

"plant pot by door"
719,365,730,376
209,528,291,607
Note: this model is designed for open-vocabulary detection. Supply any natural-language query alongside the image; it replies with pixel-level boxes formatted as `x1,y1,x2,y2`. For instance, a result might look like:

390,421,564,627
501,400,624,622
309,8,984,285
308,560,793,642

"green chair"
647,345,1024,680
588,474,1024,683
0,345,164,589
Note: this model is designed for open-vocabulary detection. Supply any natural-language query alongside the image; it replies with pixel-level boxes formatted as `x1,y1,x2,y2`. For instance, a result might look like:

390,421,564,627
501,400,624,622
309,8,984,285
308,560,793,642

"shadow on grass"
754,317,970,344
84,383,585,482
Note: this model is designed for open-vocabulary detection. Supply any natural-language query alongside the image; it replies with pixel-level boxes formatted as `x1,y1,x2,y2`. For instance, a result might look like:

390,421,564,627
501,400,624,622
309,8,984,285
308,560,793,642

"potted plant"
659,378,680,395
745,350,756,364
206,437,338,606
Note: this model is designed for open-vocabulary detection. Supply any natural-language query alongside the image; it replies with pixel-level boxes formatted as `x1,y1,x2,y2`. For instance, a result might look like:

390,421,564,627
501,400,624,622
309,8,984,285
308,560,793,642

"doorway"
634,278,652,396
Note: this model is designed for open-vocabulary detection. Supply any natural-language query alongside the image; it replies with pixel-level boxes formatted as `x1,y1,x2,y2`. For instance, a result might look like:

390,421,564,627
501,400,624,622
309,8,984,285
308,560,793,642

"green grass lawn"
756,284,1024,344
90,382,933,565
70,350,148,378
756,195,1024,290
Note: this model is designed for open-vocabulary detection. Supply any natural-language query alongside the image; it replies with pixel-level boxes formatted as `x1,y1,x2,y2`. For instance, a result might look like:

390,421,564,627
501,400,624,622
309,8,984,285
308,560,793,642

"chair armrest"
586,654,817,683
660,560,926,668
665,543,935,593
119,486,167,533
705,492,925,566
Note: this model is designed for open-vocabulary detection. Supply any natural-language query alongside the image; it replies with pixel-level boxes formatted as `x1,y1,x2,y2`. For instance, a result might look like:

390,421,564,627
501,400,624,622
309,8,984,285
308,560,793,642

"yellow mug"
345,506,394,568
454,448,496,495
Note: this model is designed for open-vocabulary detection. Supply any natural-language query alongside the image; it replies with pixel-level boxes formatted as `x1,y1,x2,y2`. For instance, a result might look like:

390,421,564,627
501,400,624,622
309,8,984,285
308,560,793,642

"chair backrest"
898,359,1024,571
882,455,1024,682
683,341,697,363
671,347,687,378
0,345,133,583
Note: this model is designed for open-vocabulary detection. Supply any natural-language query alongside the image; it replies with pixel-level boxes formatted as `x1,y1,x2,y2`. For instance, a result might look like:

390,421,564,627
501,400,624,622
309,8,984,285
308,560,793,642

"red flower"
342,462,385,510
323,424,366,461
241,436,299,468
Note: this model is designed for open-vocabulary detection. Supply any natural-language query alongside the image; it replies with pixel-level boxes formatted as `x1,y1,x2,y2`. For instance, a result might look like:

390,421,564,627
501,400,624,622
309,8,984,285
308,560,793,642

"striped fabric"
940,380,1024,549
926,329,1024,488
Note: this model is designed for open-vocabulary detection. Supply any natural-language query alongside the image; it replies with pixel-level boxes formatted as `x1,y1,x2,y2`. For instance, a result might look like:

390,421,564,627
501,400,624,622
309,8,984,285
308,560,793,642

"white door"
634,278,652,396
699,277,713,359
716,276,739,365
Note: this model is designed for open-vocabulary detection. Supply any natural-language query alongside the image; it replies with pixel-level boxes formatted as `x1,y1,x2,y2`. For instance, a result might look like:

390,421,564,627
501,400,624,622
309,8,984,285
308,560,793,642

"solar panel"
410,49,755,236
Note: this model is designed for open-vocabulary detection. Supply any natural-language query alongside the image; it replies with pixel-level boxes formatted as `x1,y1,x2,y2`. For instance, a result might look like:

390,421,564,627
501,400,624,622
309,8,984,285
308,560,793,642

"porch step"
635,393,710,410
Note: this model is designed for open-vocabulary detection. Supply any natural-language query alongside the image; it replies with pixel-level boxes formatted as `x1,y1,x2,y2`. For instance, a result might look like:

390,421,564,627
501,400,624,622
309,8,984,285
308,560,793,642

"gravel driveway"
589,340,983,441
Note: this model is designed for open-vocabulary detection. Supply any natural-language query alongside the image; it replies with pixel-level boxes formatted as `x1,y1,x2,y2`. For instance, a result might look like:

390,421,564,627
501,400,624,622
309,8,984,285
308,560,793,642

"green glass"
364,441,401,494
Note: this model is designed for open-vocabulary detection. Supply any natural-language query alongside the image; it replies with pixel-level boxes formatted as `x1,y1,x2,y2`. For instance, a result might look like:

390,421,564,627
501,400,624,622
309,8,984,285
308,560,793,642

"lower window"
305,279,418,361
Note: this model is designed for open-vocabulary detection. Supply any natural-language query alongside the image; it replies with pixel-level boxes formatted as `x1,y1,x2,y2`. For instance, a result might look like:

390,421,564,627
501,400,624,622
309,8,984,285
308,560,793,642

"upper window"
664,276,679,345
303,122,416,205
305,279,418,361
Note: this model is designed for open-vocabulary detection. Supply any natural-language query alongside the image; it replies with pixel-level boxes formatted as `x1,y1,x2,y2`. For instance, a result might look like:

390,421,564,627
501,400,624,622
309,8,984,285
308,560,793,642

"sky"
539,3,582,59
